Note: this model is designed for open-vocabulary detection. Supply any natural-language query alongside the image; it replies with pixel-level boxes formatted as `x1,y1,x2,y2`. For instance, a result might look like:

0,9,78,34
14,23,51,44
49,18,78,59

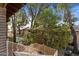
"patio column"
12,14,16,43
0,8,7,56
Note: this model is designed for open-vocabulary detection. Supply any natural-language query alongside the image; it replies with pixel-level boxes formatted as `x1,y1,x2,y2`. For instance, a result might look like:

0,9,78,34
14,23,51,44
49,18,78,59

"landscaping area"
7,3,79,56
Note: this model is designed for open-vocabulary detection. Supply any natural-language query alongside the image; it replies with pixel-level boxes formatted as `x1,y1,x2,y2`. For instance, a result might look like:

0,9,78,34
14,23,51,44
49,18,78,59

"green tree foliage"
25,3,50,28
15,9,28,35
57,3,78,53
22,5,71,53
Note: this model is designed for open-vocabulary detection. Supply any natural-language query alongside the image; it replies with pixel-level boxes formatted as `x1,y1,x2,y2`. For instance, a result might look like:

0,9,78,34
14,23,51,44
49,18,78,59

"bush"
22,24,71,53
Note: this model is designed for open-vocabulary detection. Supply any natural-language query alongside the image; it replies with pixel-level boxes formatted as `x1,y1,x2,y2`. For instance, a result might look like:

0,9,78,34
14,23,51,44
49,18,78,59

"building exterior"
0,7,7,56
0,3,24,56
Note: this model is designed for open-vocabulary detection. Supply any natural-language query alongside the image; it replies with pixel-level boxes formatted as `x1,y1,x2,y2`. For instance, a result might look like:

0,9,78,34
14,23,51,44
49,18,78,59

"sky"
22,4,79,29
8,4,79,29
22,4,79,26
51,4,79,25
70,4,79,25
8,4,79,30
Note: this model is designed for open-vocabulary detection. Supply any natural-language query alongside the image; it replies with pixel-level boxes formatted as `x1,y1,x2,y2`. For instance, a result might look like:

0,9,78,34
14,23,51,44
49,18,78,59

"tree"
16,9,27,36
57,4,78,53
24,4,50,28
22,5,71,54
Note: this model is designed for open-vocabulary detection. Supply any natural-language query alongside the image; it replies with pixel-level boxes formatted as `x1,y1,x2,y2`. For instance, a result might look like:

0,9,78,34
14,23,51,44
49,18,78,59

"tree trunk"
70,26,78,53
66,9,78,53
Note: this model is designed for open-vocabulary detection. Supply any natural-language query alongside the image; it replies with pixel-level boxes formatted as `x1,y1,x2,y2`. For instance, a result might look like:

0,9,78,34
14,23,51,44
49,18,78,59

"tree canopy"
8,4,78,55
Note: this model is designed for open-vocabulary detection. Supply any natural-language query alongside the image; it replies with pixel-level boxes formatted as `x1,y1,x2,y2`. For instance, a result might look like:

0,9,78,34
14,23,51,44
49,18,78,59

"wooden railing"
7,41,27,56
7,41,58,56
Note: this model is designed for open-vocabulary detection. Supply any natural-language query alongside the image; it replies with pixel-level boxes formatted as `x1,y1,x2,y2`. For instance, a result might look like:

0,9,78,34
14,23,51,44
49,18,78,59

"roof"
6,3,25,19
0,3,25,21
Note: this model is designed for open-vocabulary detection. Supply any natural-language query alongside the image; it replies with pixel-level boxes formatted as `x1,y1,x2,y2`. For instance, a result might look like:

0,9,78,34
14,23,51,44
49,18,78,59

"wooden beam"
6,4,24,19
7,8,17,18
6,3,25,20
0,3,7,8
7,4,19,11
0,4,4,8
3,4,7,8
12,14,16,43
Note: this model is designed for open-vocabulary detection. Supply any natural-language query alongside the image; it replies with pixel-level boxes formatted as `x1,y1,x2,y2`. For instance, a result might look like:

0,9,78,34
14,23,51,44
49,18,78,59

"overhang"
0,3,25,21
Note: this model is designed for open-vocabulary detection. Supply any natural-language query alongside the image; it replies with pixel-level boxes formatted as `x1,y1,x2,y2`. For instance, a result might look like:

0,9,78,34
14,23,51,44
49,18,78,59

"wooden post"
12,14,16,43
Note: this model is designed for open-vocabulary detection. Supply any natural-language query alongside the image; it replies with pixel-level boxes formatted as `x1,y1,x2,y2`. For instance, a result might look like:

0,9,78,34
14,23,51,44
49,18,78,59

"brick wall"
0,8,7,56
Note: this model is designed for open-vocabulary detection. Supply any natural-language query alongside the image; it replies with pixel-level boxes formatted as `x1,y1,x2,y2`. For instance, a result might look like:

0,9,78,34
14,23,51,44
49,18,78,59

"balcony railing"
7,41,58,56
